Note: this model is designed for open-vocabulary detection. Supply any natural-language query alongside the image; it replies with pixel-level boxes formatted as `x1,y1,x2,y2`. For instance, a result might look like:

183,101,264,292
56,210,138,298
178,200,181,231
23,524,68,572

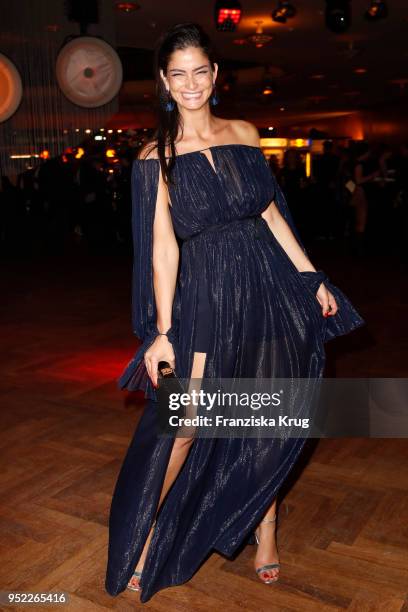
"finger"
325,293,335,315
321,297,330,317
150,357,159,387
144,355,151,379
328,295,339,316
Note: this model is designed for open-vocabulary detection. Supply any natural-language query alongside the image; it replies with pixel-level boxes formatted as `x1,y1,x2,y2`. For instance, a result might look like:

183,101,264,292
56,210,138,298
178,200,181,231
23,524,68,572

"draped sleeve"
117,159,180,398
267,172,365,343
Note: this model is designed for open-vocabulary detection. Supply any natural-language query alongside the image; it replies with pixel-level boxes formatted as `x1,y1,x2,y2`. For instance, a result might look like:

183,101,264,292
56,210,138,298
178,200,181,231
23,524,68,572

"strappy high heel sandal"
254,514,280,584
127,570,142,592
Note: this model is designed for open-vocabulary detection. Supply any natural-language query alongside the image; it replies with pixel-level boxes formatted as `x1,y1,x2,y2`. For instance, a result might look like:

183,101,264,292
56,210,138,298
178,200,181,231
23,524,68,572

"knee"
173,435,195,451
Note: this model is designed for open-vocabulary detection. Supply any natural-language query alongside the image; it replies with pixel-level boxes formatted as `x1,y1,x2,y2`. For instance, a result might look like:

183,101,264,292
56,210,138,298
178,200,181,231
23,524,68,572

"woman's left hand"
316,283,338,317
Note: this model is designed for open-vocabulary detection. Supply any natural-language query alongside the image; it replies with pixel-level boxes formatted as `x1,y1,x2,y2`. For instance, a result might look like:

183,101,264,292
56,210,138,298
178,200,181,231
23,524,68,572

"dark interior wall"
292,98,408,144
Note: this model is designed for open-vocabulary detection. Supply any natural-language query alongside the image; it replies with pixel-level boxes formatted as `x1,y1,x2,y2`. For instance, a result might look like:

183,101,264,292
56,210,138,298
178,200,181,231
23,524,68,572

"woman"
105,22,365,603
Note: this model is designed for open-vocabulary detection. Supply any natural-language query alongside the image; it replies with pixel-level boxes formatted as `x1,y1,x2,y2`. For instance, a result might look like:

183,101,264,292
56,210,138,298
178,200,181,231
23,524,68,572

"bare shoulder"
137,140,159,160
230,119,261,148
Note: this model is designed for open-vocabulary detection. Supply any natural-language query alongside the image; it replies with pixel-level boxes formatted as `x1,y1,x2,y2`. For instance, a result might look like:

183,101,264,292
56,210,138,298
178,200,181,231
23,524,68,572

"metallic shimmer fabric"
105,144,365,602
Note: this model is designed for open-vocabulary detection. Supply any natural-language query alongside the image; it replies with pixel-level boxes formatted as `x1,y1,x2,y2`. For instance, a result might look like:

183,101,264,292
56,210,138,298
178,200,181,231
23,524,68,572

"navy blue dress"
105,144,365,602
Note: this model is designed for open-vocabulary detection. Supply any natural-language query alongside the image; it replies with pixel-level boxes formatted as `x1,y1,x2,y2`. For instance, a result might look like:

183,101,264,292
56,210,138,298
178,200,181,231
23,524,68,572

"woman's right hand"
144,334,176,388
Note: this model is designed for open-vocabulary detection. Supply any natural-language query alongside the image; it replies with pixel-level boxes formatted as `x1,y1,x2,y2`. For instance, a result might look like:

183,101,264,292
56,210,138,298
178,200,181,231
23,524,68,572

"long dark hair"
142,22,217,186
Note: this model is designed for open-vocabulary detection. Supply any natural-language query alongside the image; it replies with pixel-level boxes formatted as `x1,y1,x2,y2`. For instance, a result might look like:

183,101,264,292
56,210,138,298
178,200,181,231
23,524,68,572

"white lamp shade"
0,53,23,122
56,36,123,108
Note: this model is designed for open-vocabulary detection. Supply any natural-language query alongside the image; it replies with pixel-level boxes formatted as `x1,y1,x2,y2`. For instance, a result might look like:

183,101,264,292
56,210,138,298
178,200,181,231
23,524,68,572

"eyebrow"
168,64,210,73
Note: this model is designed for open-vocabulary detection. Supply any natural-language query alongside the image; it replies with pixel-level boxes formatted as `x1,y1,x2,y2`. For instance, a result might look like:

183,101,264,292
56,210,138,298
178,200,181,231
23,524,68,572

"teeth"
182,93,202,99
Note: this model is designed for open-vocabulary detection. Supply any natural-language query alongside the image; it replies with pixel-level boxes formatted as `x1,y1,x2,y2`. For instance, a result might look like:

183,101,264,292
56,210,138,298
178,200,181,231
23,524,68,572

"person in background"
112,152,133,251
0,173,27,258
268,153,280,177
352,142,381,256
278,148,307,232
377,143,399,253
313,140,340,240
337,146,356,241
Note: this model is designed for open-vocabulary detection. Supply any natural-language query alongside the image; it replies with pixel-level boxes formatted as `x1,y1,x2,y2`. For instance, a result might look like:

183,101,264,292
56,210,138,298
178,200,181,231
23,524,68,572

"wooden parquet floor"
1,246,407,611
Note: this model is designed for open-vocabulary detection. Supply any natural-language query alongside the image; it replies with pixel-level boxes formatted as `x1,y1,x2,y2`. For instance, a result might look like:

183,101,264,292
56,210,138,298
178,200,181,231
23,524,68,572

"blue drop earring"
165,90,175,112
210,84,219,106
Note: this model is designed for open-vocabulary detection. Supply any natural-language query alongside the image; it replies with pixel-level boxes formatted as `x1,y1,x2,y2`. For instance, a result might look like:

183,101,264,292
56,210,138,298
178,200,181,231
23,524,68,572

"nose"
185,73,199,89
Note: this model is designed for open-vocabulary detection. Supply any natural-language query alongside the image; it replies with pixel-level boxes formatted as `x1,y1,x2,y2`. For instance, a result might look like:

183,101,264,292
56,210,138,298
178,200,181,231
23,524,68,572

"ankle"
258,514,276,527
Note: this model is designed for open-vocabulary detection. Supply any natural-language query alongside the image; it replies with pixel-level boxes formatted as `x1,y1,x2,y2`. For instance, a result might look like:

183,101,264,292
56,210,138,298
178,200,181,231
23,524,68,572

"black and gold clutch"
156,361,186,433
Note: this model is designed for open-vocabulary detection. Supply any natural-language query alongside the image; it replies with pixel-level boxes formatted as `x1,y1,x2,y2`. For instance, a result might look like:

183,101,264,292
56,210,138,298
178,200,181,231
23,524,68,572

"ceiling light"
115,2,140,13
272,2,297,24
214,1,242,32
365,0,388,21
247,21,273,48
325,0,351,33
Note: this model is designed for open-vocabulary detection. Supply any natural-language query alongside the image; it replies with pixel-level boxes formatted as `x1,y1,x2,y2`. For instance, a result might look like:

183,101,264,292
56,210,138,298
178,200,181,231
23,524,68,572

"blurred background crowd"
1,136,407,268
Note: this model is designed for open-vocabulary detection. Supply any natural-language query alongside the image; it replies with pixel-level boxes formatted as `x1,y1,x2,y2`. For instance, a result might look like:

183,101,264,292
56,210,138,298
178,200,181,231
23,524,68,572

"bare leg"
254,497,280,583
128,351,207,590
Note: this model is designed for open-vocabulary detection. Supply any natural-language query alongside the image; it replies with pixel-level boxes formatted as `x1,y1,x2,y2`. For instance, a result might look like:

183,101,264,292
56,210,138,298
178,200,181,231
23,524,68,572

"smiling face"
160,46,218,111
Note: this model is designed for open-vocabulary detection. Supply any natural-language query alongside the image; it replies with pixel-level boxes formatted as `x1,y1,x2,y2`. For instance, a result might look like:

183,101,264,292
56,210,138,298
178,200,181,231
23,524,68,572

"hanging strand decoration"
0,0,119,180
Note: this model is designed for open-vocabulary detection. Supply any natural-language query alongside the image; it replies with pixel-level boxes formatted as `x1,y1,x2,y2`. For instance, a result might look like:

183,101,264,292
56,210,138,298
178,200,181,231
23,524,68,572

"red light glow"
217,8,242,25
115,2,139,13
